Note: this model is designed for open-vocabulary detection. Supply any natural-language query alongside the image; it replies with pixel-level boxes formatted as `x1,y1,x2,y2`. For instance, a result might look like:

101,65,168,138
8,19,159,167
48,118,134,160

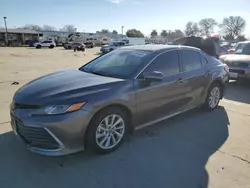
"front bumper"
229,67,250,80
10,108,93,156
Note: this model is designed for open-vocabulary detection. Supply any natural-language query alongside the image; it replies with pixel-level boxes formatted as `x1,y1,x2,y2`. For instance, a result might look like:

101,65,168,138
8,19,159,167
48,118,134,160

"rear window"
235,43,250,55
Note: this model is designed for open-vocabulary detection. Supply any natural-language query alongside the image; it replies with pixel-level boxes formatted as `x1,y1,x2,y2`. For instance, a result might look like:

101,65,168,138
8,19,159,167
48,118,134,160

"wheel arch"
211,78,224,99
83,103,133,147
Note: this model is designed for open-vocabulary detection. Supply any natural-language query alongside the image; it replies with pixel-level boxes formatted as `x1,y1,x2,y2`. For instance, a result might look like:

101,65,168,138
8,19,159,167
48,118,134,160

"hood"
220,54,250,63
13,70,125,105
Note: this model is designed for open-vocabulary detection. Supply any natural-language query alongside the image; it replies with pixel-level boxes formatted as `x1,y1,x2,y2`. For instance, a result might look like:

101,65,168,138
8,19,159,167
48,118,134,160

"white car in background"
34,40,56,49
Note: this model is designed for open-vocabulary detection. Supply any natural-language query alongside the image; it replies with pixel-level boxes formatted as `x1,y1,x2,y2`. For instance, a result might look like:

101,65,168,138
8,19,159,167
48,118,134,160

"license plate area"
229,72,238,78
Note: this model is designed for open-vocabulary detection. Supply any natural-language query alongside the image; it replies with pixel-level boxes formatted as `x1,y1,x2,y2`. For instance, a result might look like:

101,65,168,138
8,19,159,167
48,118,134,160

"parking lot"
0,47,250,188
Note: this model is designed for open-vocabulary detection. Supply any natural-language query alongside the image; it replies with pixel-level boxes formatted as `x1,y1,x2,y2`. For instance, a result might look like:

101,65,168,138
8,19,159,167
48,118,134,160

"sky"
1,0,250,37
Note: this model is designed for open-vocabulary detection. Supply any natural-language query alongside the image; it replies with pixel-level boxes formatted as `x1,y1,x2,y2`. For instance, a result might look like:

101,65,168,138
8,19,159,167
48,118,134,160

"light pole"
121,26,124,35
3,17,8,45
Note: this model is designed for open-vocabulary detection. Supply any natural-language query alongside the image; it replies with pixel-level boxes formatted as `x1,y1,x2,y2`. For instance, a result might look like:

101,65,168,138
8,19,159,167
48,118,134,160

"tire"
49,45,54,49
36,45,41,49
68,46,72,50
82,48,85,52
85,107,128,154
203,83,222,111
109,48,114,52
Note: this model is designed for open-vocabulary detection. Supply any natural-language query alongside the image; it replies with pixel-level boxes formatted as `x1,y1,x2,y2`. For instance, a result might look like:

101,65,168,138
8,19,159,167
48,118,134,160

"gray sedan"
10,45,229,156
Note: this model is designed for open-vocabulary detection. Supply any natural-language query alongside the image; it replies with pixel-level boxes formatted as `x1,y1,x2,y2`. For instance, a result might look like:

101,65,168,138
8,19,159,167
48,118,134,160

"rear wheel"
49,45,54,49
85,107,128,154
203,84,222,110
36,45,41,49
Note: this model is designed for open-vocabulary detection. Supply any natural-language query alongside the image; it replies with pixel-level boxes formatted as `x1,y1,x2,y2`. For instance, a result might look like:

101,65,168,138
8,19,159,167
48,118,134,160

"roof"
0,28,42,34
122,44,200,51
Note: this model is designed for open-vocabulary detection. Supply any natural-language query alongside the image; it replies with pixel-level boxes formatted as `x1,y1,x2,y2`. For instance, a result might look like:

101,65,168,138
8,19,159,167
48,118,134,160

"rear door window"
181,50,202,71
143,51,180,77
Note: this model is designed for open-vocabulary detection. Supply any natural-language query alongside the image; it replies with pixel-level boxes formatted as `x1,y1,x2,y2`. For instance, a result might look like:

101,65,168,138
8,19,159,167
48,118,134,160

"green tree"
160,30,168,38
112,30,118,35
151,30,158,38
126,29,144,37
101,29,109,34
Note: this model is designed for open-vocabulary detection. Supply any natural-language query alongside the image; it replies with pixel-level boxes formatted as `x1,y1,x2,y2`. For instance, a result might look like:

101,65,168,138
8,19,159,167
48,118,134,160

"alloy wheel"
95,114,125,150
208,86,220,108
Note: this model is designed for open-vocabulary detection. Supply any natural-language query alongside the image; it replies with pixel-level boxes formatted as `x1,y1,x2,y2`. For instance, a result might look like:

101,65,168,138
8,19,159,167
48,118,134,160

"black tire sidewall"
85,107,128,154
203,84,221,111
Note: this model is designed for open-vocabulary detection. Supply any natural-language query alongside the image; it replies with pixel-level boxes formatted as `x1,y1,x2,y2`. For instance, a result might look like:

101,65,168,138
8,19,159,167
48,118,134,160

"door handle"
206,71,212,76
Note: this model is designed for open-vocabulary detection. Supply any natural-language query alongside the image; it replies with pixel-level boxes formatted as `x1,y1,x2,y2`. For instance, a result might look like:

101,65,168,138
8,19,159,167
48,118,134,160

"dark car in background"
174,36,219,58
84,42,94,48
100,41,126,53
10,45,229,156
220,41,250,81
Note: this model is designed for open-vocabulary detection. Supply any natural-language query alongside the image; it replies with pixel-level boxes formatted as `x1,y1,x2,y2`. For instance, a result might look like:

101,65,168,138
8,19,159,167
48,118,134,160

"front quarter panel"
86,80,137,121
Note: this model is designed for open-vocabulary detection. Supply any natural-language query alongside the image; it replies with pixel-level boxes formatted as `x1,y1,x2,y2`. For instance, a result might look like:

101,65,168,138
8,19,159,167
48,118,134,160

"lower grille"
227,62,249,68
12,115,60,150
229,69,245,75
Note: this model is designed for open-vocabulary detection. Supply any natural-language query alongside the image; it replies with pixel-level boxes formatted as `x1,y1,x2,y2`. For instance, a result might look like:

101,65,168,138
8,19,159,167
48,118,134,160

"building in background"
0,28,42,46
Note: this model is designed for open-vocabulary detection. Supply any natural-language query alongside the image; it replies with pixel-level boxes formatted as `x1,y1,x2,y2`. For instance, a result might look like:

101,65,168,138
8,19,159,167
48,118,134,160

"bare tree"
151,30,158,38
60,25,75,32
21,24,42,31
42,25,57,31
184,22,200,36
199,18,217,35
219,16,246,39
223,34,234,41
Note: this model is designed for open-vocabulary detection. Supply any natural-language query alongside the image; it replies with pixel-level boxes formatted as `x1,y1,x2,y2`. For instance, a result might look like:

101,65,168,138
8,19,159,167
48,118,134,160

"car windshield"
234,43,250,55
79,49,150,79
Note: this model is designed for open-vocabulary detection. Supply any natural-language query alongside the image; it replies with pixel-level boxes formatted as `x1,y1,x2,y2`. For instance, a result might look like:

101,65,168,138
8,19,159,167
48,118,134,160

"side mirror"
143,71,164,82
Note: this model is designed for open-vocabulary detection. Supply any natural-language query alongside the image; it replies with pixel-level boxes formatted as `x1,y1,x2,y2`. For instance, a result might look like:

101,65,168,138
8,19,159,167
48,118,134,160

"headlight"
32,102,86,115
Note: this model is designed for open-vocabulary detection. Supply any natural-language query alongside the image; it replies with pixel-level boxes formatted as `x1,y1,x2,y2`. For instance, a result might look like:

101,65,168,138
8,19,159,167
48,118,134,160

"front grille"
12,115,60,150
13,103,40,110
227,62,249,68
229,69,245,75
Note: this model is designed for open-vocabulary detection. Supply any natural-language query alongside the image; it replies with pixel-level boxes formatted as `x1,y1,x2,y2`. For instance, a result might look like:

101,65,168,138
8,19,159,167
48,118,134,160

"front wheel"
203,84,222,110
85,107,128,154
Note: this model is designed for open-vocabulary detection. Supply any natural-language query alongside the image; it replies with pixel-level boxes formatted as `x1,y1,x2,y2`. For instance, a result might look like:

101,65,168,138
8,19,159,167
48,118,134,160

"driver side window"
142,51,180,77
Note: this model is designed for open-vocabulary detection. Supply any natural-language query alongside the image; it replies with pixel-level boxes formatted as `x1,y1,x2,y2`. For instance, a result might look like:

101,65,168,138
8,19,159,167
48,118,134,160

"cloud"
105,0,124,4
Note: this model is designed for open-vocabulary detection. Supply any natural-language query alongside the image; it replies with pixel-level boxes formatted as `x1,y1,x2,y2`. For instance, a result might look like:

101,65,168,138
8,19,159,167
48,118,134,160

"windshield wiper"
90,70,107,77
